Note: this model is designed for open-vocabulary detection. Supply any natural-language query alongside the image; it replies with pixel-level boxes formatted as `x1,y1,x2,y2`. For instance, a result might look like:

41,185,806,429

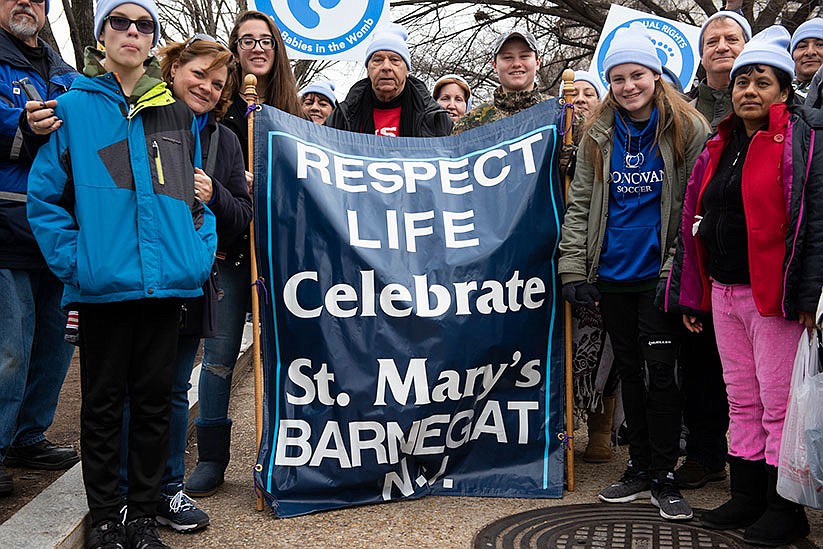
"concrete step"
0,323,255,549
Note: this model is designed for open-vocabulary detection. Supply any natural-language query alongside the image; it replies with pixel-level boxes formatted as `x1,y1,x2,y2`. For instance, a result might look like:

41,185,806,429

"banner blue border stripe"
543,127,562,490
265,127,555,163
265,131,285,494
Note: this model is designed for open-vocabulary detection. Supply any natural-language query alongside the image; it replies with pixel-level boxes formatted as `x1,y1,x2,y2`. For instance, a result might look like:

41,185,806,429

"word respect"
295,132,545,196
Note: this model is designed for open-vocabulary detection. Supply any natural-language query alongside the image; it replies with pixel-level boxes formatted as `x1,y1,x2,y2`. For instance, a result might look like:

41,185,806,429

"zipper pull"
152,140,159,158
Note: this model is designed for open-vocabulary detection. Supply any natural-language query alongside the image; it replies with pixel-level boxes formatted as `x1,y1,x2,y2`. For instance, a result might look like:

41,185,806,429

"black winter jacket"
181,114,251,336
202,114,252,256
0,29,77,269
324,75,453,137
784,105,823,318
217,95,256,268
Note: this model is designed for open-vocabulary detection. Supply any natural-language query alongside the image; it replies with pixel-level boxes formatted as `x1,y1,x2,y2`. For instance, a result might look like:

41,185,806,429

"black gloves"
562,281,601,309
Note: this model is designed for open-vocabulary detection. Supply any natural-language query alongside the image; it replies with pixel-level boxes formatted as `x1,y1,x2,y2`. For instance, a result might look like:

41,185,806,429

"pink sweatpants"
711,282,803,466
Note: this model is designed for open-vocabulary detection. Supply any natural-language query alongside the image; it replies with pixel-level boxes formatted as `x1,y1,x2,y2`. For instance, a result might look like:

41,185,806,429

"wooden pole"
243,74,265,511
561,68,575,492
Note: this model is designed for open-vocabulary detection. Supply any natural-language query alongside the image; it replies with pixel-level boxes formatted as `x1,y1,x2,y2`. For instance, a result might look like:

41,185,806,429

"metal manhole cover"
474,503,818,549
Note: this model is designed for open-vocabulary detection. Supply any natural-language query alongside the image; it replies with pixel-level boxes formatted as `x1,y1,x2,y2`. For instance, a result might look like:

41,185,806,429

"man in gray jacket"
688,10,751,129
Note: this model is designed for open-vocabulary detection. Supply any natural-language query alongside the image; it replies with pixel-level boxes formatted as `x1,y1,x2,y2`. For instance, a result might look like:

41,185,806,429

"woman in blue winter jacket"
25,1,216,548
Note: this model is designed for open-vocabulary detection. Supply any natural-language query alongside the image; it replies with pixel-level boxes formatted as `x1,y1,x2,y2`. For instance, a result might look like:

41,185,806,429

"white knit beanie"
364,23,410,70
731,25,795,80
94,0,161,48
603,22,662,81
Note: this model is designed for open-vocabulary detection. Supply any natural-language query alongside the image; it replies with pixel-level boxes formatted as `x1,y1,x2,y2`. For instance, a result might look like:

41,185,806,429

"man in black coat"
325,23,452,137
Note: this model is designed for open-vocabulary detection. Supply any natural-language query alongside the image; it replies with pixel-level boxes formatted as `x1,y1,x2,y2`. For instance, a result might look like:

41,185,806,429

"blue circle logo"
256,0,386,57
596,18,695,90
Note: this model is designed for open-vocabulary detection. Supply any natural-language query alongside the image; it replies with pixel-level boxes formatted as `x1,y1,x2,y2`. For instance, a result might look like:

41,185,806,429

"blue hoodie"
598,107,664,283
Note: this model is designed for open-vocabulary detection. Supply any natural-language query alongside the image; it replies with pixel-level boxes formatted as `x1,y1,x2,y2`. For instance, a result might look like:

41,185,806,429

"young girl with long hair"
559,22,709,522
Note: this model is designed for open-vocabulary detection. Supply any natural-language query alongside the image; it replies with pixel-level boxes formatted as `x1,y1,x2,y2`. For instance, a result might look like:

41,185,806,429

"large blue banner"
253,100,567,518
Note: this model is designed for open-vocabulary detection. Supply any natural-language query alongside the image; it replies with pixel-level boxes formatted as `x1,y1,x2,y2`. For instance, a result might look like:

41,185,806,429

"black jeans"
680,317,728,470
600,289,682,477
78,299,180,525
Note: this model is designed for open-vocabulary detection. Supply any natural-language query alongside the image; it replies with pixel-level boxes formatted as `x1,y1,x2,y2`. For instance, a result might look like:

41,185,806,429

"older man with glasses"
0,0,79,496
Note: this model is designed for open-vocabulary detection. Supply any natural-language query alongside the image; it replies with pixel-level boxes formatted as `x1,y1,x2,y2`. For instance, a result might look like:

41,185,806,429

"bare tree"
53,0,821,102
392,0,822,103
58,0,94,69
157,0,246,42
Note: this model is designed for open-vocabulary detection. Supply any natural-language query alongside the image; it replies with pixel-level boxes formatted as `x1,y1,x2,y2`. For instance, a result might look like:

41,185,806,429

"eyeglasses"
184,33,229,51
105,15,156,36
237,36,275,50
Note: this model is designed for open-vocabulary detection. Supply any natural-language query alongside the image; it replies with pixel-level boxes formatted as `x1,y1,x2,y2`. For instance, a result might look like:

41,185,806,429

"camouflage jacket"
452,86,551,134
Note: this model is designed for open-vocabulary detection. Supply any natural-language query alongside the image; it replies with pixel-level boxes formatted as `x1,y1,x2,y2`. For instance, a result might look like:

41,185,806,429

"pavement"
2,331,821,548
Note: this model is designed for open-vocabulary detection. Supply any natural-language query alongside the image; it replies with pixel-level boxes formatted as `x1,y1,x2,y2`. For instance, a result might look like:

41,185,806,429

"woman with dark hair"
227,10,303,120
117,34,250,532
559,22,710,522
668,26,823,546
300,80,337,124
185,10,302,499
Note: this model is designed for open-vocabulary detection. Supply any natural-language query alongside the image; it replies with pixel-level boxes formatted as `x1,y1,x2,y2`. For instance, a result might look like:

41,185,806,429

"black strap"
205,124,220,176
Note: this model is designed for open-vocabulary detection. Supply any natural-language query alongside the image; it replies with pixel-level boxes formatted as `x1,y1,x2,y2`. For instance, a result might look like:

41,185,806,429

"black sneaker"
87,520,127,549
125,517,169,549
5,439,79,470
651,474,693,521
599,466,651,503
156,489,210,533
0,463,12,496
675,459,726,489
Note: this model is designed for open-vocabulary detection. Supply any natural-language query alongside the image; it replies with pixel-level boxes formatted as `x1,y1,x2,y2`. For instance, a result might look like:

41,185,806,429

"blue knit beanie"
433,74,472,111
364,23,410,70
300,80,337,106
791,18,823,53
660,66,683,93
573,70,604,98
699,11,752,56
603,22,662,80
94,0,161,48
732,25,795,80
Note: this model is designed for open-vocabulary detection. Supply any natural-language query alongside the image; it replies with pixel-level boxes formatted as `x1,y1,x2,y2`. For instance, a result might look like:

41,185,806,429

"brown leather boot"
583,396,616,463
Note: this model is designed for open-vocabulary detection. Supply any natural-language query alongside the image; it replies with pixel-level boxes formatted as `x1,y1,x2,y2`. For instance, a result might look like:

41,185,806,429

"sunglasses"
184,33,229,51
105,15,156,36
237,36,275,51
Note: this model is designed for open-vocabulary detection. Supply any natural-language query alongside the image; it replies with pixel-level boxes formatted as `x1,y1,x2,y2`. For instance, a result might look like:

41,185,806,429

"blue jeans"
0,268,74,460
121,333,199,493
196,260,250,427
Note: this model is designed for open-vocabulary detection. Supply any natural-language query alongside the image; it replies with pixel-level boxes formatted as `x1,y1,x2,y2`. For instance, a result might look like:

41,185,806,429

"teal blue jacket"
27,55,216,306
